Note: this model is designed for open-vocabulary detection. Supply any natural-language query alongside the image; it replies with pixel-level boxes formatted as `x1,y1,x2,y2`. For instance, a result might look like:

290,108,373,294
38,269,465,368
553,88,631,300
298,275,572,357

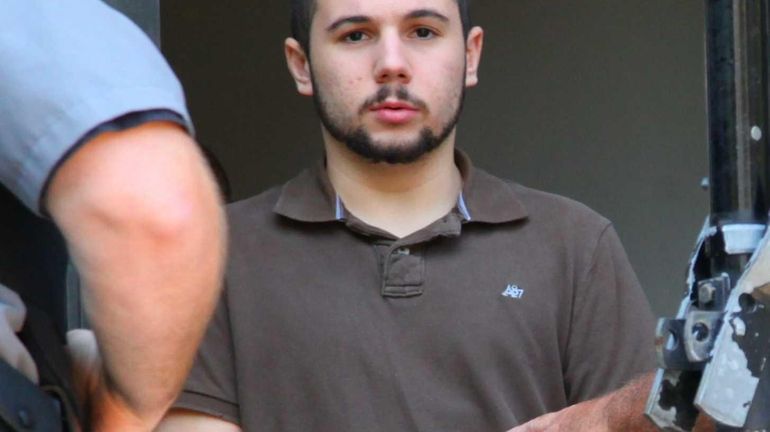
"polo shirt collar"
273,161,339,222
456,150,528,224
273,149,528,224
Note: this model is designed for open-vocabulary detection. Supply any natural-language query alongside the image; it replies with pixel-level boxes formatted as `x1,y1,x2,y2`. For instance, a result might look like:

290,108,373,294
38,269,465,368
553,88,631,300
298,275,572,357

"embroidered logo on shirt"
501,284,524,299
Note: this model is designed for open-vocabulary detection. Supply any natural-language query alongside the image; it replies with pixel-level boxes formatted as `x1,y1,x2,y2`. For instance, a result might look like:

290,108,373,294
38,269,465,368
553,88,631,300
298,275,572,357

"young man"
160,0,659,430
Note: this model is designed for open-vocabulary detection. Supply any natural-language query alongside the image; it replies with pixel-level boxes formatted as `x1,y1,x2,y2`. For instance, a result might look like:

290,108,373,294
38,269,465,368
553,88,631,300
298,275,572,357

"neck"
324,130,462,238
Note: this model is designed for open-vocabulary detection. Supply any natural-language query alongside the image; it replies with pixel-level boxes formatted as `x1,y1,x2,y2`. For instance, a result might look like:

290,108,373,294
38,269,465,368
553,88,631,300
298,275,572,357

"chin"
347,134,444,165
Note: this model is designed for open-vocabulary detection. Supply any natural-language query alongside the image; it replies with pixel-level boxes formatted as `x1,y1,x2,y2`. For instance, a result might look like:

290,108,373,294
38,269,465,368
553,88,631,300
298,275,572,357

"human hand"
0,284,38,383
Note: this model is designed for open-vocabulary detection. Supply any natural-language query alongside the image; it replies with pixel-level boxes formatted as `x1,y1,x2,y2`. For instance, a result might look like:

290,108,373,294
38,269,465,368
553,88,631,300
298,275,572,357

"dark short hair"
290,0,472,55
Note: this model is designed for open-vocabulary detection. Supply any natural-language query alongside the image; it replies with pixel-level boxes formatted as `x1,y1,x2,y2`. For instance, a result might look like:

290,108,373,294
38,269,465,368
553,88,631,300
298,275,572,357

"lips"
369,101,419,125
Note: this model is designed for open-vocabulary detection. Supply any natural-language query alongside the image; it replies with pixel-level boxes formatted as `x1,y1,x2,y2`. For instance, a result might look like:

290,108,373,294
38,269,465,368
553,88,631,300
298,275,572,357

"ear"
285,37,313,96
464,26,484,88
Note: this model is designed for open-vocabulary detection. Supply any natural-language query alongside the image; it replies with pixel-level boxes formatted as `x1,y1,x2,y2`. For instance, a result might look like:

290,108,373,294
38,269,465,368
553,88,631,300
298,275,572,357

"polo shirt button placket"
381,244,425,298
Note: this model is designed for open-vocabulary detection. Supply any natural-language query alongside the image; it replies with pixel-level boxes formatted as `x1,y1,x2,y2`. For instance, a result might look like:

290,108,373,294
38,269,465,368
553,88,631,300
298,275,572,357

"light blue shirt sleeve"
0,0,194,214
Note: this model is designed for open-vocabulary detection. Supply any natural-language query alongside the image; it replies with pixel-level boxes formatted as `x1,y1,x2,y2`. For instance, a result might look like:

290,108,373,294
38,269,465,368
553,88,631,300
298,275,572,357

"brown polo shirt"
175,150,656,431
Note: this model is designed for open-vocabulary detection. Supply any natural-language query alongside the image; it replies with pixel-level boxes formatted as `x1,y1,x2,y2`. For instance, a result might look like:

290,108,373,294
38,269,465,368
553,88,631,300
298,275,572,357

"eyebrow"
326,15,371,32
325,9,450,33
405,9,449,22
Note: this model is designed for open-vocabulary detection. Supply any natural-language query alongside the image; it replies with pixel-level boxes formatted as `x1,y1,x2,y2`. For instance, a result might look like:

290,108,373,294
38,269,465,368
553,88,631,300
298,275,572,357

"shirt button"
395,247,410,255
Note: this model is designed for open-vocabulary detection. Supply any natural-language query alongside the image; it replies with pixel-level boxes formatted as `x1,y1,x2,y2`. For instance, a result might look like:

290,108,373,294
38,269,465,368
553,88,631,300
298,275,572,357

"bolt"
699,282,716,306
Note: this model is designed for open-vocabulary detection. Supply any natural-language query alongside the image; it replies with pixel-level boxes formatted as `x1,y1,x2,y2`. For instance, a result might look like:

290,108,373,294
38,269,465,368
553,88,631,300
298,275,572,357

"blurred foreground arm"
47,121,226,431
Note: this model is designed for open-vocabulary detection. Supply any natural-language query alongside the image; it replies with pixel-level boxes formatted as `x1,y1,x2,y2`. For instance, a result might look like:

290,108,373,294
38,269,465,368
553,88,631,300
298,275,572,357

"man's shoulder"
226,186,283,223
477,167,611,235
468,167,615,256
512,182,609,226
480,175,622,276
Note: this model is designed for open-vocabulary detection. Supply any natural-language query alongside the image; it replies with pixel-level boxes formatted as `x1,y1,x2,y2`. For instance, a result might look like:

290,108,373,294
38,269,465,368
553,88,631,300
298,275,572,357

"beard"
312,77,465,165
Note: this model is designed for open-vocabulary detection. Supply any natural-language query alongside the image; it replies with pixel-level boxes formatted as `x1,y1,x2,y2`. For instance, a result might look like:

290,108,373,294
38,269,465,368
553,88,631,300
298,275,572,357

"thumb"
0,315,39,383
66,329,101,401
66,329,99,365
0,284,38,383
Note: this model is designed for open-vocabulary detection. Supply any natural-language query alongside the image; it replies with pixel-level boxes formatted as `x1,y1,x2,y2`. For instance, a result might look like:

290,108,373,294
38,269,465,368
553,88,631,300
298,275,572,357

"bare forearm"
600,372,658,431
606,373,716,432
509,371,716,432
48,122,227,430
505,372,653,432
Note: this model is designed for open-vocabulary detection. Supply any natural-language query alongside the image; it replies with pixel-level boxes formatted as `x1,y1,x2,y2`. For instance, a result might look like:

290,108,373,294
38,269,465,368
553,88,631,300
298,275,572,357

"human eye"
342,30,370,43
411,26,438,40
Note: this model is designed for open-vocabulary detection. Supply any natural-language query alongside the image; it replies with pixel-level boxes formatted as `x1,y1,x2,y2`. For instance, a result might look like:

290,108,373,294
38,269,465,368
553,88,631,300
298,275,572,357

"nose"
373,30,411,85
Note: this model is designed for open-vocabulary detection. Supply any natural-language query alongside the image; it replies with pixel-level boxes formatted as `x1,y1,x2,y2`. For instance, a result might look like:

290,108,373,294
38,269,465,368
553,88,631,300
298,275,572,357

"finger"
66,328,97,348
0,314,39,383
66,329,101,399
66,328,100,367
15,347,39,384
0,284,26,331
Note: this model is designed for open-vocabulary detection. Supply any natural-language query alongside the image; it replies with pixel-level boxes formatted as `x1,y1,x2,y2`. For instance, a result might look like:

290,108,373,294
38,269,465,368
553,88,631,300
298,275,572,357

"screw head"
700,177,710,190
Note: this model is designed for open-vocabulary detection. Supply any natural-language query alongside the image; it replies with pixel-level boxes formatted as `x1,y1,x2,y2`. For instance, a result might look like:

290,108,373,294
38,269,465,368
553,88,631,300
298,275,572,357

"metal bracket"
696,228,770,427
721,224,766,255
684,311,722,363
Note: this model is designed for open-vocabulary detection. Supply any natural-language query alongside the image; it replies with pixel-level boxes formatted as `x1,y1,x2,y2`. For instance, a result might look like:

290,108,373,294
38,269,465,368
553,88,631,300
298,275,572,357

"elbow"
46,123,227,256
121,187,215,245
87,174,225,254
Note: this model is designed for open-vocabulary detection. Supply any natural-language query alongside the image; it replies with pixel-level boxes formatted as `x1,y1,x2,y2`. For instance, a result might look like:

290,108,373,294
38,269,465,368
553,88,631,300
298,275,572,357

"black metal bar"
707,0,770,226
705,0,770,305
706,0,738,221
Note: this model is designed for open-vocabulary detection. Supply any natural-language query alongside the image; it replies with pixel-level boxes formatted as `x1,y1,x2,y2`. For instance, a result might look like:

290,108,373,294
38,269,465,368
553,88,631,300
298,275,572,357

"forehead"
313,0,460,25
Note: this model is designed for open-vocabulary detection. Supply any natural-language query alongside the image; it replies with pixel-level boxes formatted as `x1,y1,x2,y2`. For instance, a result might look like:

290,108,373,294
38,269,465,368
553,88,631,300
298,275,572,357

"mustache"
359,86,428,114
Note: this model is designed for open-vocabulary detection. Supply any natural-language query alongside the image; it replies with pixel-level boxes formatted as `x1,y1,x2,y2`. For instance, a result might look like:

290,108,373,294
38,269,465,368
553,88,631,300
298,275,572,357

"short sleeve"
563,224,657,404
0,0,194,214
174,285,240,425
